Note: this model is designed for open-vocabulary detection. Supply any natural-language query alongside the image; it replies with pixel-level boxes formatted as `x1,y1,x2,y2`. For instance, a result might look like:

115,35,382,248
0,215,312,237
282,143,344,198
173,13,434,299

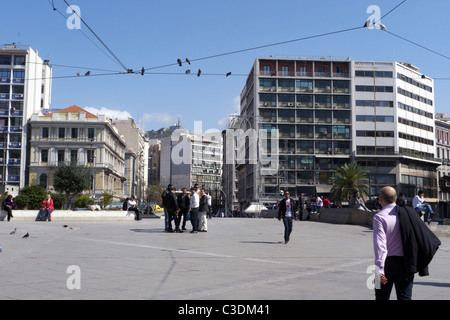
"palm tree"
331,163,370,202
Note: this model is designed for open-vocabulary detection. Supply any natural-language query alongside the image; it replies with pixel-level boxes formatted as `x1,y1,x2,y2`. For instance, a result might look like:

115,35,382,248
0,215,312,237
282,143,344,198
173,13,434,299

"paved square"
0,218,449,300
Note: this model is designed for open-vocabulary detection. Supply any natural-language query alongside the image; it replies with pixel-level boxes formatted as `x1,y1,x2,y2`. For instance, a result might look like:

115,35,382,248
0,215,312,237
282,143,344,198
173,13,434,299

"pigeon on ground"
22,233,29,239
10,228,16,235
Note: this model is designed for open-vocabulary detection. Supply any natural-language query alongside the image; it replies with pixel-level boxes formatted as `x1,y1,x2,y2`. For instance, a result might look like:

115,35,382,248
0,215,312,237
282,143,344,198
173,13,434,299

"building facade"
0,44,52,191
112,119,149,201
436,113,450,217
160,129,223,195
234,57,439,209
27,105,127,201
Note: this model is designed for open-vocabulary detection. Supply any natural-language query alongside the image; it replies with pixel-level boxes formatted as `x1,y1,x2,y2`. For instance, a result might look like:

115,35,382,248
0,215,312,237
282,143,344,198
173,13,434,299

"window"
71,128,78,139
0,85,9,94
41,149,49,162
88,128,95,139
263,65,271,75
58,128,65,138
57,150,65,163
0,69,11,78
39,174,48,189
13,70,25,79
87,149,95,163
0,55,12,65
13,55,26,66
12,85,24,94
42,127,49,139
281,66,289,76
70,149,78,162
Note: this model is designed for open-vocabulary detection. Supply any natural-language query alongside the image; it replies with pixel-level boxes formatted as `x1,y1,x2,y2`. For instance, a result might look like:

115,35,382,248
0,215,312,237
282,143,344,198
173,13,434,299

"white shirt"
127,199,137,209
207,195,212,206
190,192,199,209
412,195,424,208
285,199,292,217
316,197,323,207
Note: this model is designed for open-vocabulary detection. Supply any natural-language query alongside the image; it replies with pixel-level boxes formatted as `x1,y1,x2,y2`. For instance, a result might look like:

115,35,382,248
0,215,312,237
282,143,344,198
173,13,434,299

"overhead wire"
62,0,129,71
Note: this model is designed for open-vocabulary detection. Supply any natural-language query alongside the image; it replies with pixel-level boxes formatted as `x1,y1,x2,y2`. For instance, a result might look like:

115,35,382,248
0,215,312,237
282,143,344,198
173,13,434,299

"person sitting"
412,190,434,223
37,194,54,221
127,196,142,221
349,191,371,212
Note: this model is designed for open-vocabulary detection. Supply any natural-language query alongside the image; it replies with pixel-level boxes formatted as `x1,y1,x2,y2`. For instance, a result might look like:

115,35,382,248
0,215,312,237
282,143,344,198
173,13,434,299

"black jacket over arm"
396,205,441,276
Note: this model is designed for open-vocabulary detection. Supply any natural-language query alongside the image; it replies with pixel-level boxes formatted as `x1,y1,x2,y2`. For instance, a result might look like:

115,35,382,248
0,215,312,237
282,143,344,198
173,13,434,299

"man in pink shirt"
373,186,413,300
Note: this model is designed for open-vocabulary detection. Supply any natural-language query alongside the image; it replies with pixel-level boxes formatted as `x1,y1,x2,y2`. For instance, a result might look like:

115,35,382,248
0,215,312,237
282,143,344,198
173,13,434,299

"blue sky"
1,0,449,132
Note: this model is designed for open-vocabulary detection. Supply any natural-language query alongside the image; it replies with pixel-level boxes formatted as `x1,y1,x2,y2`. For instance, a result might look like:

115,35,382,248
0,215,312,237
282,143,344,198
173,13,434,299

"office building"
436,113,450,217
234,57,439,209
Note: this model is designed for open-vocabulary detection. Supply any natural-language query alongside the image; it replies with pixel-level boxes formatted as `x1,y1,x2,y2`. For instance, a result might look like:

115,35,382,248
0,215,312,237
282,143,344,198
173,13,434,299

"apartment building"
436,113,450,217
160,129,223,194
0,44,52,190
112,119,149,201
235,57,439,209
27,105,127,201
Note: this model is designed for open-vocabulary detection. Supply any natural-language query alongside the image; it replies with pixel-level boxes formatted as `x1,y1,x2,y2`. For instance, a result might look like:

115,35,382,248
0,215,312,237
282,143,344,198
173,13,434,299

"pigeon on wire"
141,67,145,76
363,19,371,28
186,69,191,74
197,69,202,77
77,72,82,76
10,228,16,235
177,59,182,67
186,58,191,64
22,233,29,239
85,71,91,76
226,72,232,77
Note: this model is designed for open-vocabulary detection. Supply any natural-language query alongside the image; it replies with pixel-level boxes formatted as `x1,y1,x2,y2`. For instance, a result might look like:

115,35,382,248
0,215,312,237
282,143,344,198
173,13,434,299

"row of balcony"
260,101,350,109
0,109,23,116
260,71,350,78
0,78,25,84
0,94,24,100
0,142,22,148
260,86,350,94
0,126,22,132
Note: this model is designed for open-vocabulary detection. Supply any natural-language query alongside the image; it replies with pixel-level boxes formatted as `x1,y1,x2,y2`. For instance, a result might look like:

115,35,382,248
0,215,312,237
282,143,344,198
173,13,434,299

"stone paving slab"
0,218,449,300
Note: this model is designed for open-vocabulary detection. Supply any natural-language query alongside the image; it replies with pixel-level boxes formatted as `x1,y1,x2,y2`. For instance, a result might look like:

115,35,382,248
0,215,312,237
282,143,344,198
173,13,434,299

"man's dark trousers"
375,256,414,300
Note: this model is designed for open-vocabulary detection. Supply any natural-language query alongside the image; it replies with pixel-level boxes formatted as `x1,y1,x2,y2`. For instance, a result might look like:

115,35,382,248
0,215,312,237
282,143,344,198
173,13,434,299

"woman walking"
3,194,14,222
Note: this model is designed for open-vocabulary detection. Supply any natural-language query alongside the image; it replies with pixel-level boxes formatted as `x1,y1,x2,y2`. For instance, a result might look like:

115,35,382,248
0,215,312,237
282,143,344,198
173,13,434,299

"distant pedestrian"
198,189,208,232
278,191,297,244
298,193,305,220
177,188,190,230
189,187,199,233
162,184,173,231
396,193,407,207
322,197,330,208
166,187,181,232
3,194,14,222
206,193,212,219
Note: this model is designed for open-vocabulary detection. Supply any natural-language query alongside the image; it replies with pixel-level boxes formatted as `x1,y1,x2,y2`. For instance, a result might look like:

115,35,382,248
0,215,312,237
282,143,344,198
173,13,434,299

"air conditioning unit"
335,148,340,152
288,103,294,106
10,159,17,163
15,94,23,98
308,86,313,91
326,86,331,90
328,148,333,152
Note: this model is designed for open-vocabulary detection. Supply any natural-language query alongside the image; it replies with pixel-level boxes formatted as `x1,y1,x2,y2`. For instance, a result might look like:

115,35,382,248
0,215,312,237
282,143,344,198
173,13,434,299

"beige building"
27,105,127,201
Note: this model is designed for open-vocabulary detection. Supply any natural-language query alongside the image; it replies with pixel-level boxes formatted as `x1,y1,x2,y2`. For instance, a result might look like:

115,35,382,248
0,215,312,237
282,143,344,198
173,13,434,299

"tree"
54,162,91,209
14,185,47,209
100,191,114,208
147,183,165,205
330,163,370,202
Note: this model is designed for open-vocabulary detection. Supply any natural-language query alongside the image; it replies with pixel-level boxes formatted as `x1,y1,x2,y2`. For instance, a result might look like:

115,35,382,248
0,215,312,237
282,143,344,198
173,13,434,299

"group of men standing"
162,183,212,234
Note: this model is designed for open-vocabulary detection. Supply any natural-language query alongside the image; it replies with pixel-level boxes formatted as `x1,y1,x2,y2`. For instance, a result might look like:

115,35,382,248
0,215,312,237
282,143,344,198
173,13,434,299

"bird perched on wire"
177,59,182,66
85,71,91,76
186,58,191,64
10,228,16,235
226,72,232,77
141,67,145,76
197,69,202,77
186,69,191,74
22,233,29,239
77,72,82,76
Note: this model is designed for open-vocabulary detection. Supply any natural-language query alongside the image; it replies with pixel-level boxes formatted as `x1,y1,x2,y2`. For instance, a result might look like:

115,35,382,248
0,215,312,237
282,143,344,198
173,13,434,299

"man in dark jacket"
177,188,190,231
161,184,173,231
278,191,298,244
165,186,181,233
